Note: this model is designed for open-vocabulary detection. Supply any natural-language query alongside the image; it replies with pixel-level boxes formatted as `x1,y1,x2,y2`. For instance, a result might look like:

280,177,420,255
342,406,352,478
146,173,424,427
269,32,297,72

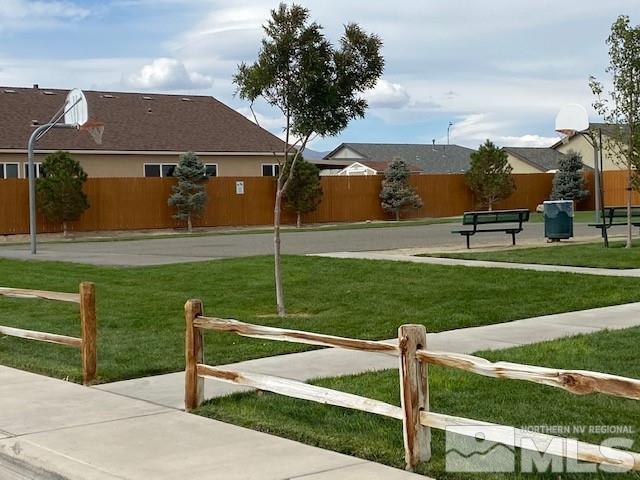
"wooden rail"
185,300,640,472
0,282,97,384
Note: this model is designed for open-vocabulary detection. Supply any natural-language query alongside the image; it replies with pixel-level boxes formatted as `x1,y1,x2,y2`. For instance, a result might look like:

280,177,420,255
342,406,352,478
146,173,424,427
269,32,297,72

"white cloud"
364,79,411,109
125,58,213,90
236,107,284,131
0,0,90,27
496,134,560,148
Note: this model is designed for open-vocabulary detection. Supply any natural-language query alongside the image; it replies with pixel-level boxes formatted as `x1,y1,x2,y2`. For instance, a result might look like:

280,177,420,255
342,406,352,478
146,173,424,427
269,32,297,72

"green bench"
452,209,530,249
588,206,640,234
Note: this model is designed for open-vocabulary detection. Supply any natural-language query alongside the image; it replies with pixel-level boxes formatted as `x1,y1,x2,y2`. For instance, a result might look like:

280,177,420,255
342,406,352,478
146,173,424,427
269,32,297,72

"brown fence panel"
603,170,640,206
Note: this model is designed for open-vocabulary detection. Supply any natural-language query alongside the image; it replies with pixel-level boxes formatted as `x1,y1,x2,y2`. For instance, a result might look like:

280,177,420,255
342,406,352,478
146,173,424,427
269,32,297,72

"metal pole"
592,133,601,224
28,123,76,254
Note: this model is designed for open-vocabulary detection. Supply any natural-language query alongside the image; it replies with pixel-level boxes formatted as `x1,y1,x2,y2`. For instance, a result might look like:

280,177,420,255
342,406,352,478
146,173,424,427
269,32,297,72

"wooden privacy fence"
0,173,585,235
185,299,640,472
0,282,97,384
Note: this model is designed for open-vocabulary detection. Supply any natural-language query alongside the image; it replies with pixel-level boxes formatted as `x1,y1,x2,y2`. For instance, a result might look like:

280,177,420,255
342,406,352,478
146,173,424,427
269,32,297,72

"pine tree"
283,157,323,228
550,150,589,202
168,152,207,232
379,159,423,221
465,140,515,210
36,151,89,238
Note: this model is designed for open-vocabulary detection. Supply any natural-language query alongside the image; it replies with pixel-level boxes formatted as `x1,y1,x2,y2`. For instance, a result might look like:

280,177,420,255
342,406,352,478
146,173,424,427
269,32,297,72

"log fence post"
185,299,204,411
398,324,430,471
79,281,97,385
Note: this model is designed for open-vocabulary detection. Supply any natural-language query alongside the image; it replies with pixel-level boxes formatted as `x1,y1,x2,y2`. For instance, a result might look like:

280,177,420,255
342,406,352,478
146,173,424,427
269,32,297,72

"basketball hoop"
79,119,105,145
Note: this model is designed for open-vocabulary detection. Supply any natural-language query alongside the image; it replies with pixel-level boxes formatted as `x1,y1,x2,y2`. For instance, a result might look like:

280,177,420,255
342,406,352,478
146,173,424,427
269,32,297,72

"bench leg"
466,235,470,249
511,232,516,246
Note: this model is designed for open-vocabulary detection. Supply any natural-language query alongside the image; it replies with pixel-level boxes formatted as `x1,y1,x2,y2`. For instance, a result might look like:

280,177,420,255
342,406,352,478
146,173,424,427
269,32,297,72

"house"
323,142,476,174
336,160,423,176
0,85,285,179
551,123,625,171
503,147,569,173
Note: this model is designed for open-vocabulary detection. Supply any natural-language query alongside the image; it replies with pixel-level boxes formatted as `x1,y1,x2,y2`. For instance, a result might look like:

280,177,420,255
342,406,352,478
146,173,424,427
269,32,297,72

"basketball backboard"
555,104,589,136
64,88,89,127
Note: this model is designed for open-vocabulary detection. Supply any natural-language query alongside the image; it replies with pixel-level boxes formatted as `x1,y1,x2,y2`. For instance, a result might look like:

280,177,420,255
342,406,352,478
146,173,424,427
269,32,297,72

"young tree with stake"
284,157,323,228
590,15,640,249
36,151,89,238
465,140,515,211
234,3,383,316
168,152,207,233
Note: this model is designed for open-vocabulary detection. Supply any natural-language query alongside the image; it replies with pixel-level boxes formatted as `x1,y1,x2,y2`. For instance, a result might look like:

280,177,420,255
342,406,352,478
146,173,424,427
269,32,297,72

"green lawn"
198,327,640,479
433,241,640,269
2,255,640,384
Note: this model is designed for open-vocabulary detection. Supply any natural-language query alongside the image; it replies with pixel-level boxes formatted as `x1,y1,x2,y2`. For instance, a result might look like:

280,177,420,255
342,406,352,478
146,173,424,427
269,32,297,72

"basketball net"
79,120,105,145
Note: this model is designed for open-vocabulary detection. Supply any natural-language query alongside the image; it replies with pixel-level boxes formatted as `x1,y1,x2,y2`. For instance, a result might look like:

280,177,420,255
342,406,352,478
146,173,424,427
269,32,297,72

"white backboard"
64,89,89,127
555,104,589,135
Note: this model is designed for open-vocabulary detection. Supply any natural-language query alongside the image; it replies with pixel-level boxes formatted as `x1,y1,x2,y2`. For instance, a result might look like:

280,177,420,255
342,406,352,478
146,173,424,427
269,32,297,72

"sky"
1,0,639,152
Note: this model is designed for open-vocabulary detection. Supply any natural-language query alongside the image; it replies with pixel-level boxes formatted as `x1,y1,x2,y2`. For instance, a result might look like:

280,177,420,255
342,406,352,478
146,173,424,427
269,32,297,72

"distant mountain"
301,148,330,160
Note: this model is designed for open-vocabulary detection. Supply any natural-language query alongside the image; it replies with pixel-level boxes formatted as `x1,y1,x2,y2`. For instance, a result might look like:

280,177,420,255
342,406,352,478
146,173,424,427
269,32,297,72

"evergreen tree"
283,157,323,228
465,140,515,210
36,151,89,238
550,150,589,202
168,152,207,232
379,159,423,221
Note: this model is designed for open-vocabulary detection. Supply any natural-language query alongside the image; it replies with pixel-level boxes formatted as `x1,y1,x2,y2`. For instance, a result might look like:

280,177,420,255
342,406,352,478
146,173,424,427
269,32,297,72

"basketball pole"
28,123,76,254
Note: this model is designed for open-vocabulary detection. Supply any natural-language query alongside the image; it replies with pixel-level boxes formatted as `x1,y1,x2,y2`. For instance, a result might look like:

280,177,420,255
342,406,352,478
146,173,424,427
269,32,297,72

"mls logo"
446,425,516,472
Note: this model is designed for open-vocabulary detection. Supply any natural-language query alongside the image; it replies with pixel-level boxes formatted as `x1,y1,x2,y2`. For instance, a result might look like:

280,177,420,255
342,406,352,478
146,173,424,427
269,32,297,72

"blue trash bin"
544,200,574,241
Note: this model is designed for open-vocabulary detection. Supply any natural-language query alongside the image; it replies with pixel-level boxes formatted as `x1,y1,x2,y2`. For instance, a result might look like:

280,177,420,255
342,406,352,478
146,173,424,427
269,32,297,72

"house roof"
325,142,475,173
503,147,568,172
349,160,423,173
0,86,285,153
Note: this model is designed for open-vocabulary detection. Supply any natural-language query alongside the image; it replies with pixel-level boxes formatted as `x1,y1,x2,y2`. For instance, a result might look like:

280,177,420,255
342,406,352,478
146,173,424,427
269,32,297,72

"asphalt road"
0,222,603,266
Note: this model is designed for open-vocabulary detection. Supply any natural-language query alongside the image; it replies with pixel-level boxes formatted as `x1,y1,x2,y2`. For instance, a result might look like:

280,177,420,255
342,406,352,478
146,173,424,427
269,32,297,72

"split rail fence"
0,282,97,384
185,299,640,472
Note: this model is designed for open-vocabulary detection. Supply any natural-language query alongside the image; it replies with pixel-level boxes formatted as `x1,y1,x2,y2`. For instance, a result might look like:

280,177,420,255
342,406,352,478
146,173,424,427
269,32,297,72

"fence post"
398,324,430,471
79,282,97,385
185,299,204,411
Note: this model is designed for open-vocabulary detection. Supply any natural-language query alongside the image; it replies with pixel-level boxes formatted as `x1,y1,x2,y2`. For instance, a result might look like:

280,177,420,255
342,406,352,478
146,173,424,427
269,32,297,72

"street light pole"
28,123,77,254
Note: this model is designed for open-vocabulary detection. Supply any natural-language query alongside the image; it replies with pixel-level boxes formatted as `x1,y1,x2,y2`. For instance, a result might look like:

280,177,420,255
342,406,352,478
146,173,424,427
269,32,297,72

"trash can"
544,200,574,241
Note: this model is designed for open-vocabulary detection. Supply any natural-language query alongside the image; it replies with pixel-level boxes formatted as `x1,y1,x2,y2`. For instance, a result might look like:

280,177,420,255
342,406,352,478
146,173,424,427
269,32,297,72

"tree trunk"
274,179,286,317
395,209,400,221
63,221,68,238
488,202,493,212
296,211,301,228
187,214,193,233
626,164,633,248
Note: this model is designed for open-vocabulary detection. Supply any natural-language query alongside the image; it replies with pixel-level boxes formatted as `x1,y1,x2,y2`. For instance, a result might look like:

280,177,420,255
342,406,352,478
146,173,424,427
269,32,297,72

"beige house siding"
505,153,544,173
329,146,364,159
0,152,283,178
555,135,623,171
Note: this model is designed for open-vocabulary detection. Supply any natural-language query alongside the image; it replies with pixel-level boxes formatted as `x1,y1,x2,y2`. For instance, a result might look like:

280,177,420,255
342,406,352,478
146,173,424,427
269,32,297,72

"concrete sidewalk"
97,302,640,410
0,366,424,480
313,251,640,277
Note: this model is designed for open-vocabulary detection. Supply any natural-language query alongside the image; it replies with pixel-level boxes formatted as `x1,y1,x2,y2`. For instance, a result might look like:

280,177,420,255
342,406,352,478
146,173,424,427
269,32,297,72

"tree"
168,152,207,233
36,151,89,238
550,150,589,202
589,15,640,248
283,157,323,228
465,140,515,210
234,3,383,316
379,159,422,221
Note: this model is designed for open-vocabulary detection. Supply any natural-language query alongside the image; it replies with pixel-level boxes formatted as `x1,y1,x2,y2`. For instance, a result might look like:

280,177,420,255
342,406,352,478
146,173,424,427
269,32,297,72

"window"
144,164,161,177
262,163,280,177
1,163,19,179
205,164,218,177
23,163,42,179
144,163,177,177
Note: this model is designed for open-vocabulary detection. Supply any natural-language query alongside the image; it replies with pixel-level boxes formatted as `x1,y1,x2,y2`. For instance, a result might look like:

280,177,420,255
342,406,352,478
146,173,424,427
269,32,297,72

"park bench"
588,206,640,234
452,209,530,249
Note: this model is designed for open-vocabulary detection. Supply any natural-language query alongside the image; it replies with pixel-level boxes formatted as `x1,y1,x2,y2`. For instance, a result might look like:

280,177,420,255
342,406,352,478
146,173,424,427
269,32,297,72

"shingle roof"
503,147,567,172
0,86,285,153
325,142,476,173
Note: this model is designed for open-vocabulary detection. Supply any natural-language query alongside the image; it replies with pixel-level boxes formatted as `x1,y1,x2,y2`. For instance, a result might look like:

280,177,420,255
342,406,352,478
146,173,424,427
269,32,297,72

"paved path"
312,251,640,277
0,222,601,266
97,302,640,409
0,366,424,480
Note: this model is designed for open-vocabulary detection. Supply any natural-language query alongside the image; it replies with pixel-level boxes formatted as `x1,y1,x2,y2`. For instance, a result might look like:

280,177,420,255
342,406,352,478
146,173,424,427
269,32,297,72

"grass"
2,255,640,384
197,327,640,479
431,240,640,269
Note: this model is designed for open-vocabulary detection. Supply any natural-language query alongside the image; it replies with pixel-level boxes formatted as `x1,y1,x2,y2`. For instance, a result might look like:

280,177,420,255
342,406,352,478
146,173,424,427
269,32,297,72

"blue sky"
1,0,639,152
